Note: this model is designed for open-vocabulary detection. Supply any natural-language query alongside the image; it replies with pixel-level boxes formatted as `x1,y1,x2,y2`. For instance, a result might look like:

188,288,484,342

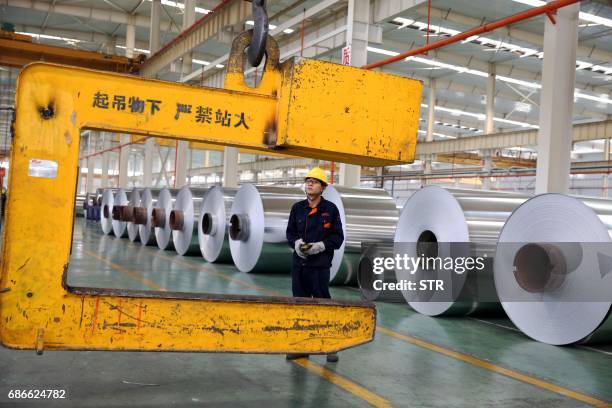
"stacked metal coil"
198,186,238,263
100,189,115,235
126,189,142,242
394,186,528,316
322,185,399,286
170,187,211,256
495,193,612,345
111,188,130,238
153,188,178,250
95,189,115,223
135,188,162,246
229,184,303,273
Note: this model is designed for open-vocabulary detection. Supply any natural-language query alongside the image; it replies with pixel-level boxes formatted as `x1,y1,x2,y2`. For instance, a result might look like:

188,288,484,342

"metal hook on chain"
247,0,268,67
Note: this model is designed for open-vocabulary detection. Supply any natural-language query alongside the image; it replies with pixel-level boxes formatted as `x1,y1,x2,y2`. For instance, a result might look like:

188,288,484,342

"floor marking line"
376,326,611,408
83,249,167,292
293,358,393,408
89,241,390,408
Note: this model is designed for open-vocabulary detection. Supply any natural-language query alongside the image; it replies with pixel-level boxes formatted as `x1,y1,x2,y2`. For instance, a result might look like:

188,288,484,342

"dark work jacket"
286,196,344,268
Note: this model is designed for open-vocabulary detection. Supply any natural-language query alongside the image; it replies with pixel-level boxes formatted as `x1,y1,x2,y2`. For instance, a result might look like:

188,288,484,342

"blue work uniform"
286,196,344,298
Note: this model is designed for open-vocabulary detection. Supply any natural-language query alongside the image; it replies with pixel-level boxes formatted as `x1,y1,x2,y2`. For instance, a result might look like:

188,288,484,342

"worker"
285,167,344,362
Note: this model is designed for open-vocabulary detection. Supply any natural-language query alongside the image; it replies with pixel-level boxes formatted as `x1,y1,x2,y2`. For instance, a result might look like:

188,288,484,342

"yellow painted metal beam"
15,61,416,165
0,61,376,349
1,31,408,354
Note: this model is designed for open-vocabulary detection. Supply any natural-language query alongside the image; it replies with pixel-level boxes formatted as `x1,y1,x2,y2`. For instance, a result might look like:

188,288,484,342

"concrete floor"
1,219,611,407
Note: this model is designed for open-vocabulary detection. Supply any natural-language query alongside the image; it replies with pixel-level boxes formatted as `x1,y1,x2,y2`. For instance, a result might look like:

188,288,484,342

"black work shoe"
286,353,309,360
326,353,339,363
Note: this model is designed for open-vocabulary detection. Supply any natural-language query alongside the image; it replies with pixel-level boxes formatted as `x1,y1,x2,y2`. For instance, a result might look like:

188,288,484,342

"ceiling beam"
11,24,150,50
416,119,612,155
139,0,251,77
3,0,173,31
422,74,606,119
414,6,612,64
380,38,612,97
373,0,427,23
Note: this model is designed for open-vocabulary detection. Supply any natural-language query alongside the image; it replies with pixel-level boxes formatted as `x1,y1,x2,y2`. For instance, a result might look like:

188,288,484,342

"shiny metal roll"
358,243,404,302
323,185,399,286
198,186,237,263
229,184,303,273
495,193,612,345
153,188,179,250
170,186,210,256
126,189,142,242
100,189,115,235
94,188,115,222
394,186,528,316
111,188,130,238
95,188,111,206
136,188,162,246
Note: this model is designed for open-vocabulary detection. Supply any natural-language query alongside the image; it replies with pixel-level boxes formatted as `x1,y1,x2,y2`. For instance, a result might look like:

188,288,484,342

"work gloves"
304,241,325,256
294,240,326,258
294,239,307,259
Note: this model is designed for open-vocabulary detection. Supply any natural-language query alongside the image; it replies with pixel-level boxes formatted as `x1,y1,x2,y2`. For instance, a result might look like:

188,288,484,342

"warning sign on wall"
342,46,351,66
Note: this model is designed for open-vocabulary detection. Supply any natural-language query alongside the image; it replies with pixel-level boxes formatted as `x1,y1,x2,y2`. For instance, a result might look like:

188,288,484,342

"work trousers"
291,261,331,299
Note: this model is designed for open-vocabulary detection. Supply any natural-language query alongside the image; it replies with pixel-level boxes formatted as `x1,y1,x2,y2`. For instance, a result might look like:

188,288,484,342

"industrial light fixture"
420,103,539,129
186,59,224,69
146,0,211,15
514,101,533,113
393,17,544,59
116,45,151,54
392,17,612,78
17,31,82,44
417,129,457,139
368,46,612,105
419,118,482,133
